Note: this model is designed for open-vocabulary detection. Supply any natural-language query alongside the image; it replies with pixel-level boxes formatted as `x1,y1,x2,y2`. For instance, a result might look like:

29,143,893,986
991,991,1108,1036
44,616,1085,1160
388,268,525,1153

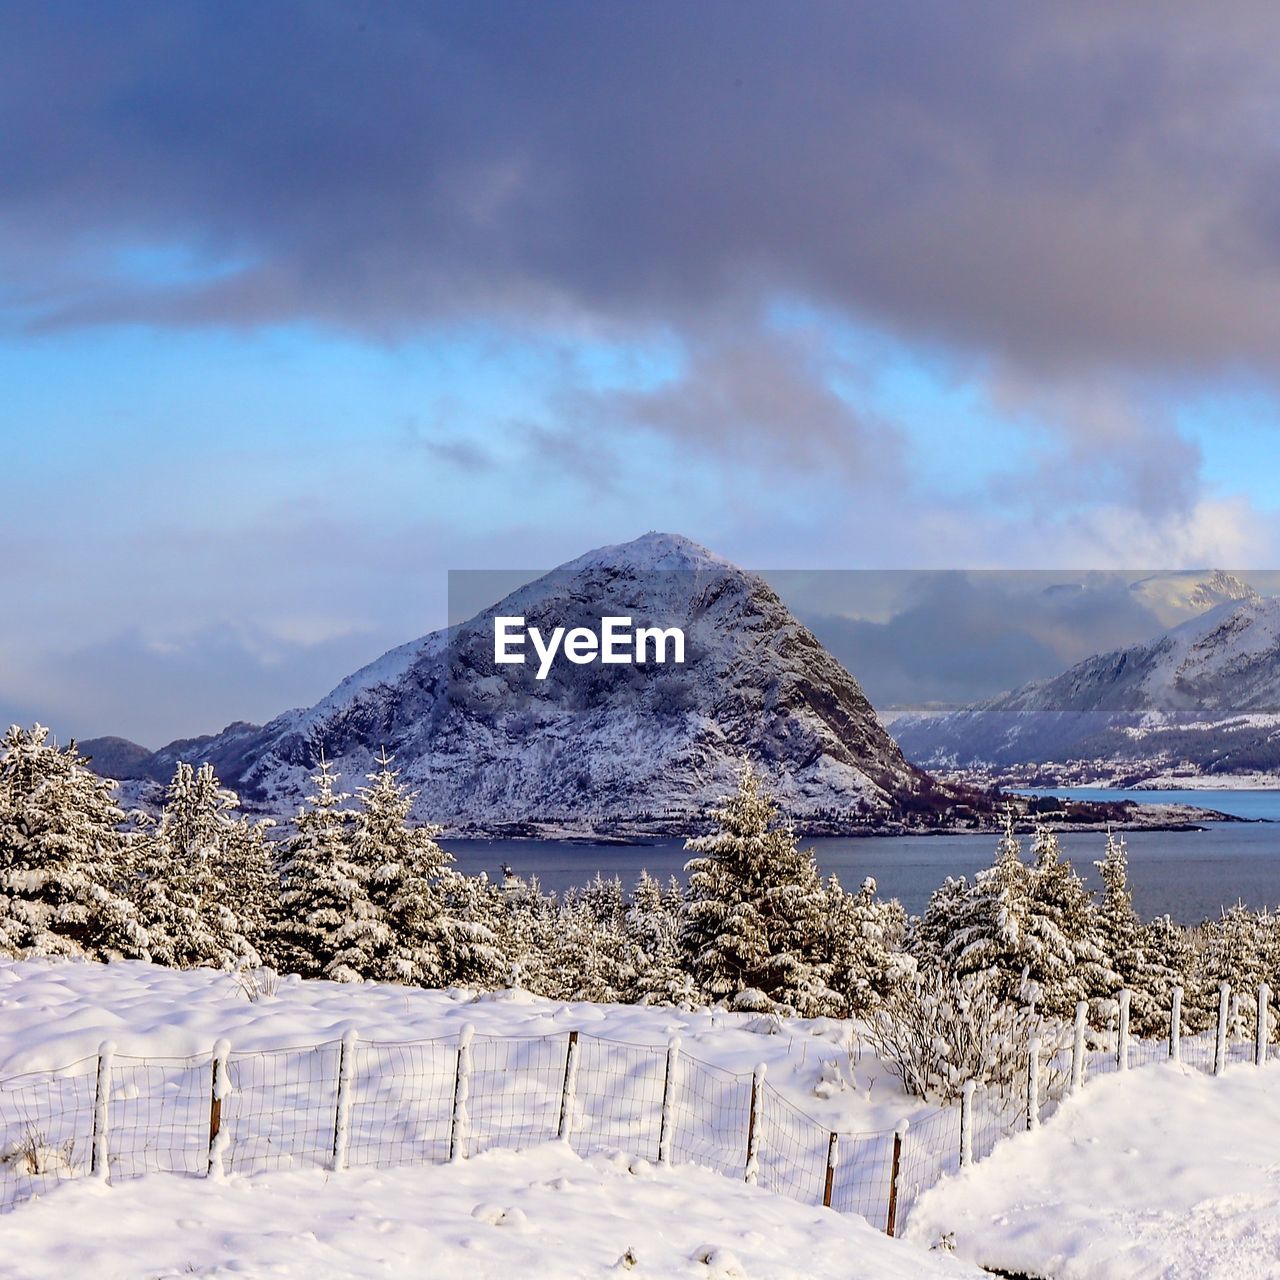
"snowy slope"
3,1144,979,1280
0,959,979,1280
895,593,1280,779
907,1062,1280,1279
110,533,962,834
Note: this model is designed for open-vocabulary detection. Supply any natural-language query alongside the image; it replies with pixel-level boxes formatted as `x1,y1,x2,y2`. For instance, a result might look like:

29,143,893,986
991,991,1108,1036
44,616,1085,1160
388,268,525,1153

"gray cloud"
4,2,1280,381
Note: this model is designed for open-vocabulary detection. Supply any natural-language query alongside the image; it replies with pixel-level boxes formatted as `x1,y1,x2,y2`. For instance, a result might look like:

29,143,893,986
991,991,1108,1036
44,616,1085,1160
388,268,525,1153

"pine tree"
682,766,834,1013
822,875,913,1017
1095,828,1165,1033
1023,825,1116,1018
1197,902,1268,1036
136,763,262,970
0,725,148,960
939,810,1033,1003
270,758,366,980
624,870,700,1006
345,752,465,987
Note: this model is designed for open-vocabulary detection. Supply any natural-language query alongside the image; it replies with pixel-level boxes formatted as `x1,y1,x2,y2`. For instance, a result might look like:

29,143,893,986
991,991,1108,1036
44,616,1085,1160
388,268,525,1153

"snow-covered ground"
907,1061,1280,1278
0,958,931,1133
2,1141,981,1279
0,959,978,1279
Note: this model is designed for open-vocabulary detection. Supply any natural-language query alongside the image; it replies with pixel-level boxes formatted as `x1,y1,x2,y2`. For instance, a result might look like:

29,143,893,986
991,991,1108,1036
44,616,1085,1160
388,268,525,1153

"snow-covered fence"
2,985,1276,1231
0,1028,912,1231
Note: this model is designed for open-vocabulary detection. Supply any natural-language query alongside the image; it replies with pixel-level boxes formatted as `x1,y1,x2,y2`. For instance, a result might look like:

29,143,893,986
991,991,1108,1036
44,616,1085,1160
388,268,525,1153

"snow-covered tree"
136,762,262,969
270,758,366,980
821,875,913,1017
340,753,466,987
936,810,1033,1003
0,725,148,960
682,766,835,1014
1023,825,1116,1018
624,871,700,1006
1196,902,1270,1036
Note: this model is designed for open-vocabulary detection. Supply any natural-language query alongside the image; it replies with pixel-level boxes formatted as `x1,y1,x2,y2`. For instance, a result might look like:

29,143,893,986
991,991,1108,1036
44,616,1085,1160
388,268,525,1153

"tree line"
0,723,1274,1045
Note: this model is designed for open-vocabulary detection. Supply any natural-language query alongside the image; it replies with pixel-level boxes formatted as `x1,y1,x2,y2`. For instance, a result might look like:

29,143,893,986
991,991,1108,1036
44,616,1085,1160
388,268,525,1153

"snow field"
0,1141,984,1280
0,959,960,1229
906,1060,1280,1279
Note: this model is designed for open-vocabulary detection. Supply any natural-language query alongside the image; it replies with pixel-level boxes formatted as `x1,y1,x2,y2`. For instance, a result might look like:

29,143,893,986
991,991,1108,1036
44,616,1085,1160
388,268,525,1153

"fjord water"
441,788,1280,925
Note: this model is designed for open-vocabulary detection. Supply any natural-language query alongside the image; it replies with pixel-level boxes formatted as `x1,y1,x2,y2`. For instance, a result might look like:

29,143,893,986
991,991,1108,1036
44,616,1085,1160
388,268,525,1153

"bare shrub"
231,963,280,1002
864,968,1071,1103
0,1128,75,1176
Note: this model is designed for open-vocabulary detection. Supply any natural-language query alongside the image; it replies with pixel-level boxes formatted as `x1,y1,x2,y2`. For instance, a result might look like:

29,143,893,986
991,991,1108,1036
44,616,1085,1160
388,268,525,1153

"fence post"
885,1123,906,1237
557,1030,580,1142
744,1062,766,1185
1070,1001,1087,1094
208,1038,231,1178
1170,985,1182,1064
1117,989,1131,1072
822,1132,839,1208
959,1081,974,1168
657,1036,680,1166
90,1040,115,1180
449,1024,474,1161
1026,1036,1040,1130
331,1028,357,1172
1230,989,1240,1040
1257,983,1270,1067
1215,982,1230,1076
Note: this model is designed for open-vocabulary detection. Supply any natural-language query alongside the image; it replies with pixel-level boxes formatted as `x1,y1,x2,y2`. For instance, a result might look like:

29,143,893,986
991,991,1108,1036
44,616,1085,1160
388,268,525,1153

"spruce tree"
624,870,699,1006
345,752,463,987
682,766,833,1013
271,758,365,980
136,762,261,970
1024,825,1116,1018
940,810,1033,1003
822,875,912,1017
0,725,148,960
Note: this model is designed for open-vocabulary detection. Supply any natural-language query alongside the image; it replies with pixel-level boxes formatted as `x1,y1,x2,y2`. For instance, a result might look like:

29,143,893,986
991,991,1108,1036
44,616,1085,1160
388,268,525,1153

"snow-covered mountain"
895,592,1280,780
94,533,970,834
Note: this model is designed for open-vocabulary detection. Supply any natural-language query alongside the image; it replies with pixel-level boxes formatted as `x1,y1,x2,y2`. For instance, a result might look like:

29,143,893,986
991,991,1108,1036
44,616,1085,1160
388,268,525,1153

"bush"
864,967,1070,1103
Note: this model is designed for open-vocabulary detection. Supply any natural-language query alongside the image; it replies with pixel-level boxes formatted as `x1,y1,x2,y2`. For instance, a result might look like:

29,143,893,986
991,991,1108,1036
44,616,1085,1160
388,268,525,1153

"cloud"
4,2,1280,383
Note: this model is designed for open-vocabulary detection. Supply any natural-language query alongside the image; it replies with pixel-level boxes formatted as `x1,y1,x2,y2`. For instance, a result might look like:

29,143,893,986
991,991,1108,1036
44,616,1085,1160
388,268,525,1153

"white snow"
0,958,980,1278
906,1060,1280,1278
0,959,931,1133
1,1141,979,1280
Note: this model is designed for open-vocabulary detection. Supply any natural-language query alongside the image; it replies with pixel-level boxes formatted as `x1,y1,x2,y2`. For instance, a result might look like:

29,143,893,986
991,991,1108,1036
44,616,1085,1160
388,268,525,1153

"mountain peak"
559,532,734,575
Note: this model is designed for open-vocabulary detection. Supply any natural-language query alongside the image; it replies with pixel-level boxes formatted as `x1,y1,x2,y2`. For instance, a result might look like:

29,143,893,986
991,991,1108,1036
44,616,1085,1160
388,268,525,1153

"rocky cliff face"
101,533,972,833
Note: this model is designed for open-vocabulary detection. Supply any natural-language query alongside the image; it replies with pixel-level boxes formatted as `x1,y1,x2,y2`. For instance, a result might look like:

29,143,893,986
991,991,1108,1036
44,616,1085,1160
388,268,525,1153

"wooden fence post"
557,1030,580,1142
959,1081,974,1168
1257,983,1270,1067
1070,1001,1087,1094
90,1040,115,1180
331,1028,357,1172
208,1038,230,1178
744,1063,766,1185
1026,1036,1040,1130
885,1123,906,1237
1215,982,1230,1076
449,1024,474,1162
1170,985,1182,1064
1117,989,1131,1073
657,1036,680,1166
822,1132,839,1208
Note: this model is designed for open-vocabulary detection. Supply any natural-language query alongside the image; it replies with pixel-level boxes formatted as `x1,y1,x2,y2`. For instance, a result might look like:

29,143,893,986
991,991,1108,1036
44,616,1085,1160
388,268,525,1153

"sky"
7,2,1280,744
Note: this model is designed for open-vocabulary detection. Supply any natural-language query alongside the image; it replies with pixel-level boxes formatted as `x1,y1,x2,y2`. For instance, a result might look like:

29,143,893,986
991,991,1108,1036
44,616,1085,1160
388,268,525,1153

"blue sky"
5,2,1280,743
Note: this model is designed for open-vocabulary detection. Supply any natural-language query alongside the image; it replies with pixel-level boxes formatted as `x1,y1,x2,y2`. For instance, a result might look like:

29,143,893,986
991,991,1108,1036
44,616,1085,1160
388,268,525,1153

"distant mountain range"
894,573,1280,785
83,533,982,835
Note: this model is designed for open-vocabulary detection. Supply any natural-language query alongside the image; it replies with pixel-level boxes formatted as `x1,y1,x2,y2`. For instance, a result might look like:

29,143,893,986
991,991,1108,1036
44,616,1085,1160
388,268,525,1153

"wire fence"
0,980,1271,1231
